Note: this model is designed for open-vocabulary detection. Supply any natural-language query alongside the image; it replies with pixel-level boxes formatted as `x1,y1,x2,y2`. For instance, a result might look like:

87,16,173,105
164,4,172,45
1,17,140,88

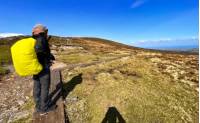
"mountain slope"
0,36,198,123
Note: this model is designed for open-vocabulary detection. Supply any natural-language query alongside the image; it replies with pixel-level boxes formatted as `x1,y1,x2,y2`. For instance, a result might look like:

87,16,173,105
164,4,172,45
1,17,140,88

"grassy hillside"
0,36,198,123
50,37,198,123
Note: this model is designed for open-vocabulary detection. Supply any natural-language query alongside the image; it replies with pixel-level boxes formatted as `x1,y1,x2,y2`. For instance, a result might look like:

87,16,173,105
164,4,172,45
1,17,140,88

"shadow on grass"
62,73,83,99
102,106,126,123
48,73,83,123
49,73,83,105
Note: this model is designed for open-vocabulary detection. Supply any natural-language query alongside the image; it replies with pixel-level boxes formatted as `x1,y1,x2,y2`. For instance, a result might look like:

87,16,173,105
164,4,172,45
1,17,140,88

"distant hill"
133,38,199,50
49,36,198,55
144,46,199,54
187,48,199,53
0,35,28,45
0,33,23,38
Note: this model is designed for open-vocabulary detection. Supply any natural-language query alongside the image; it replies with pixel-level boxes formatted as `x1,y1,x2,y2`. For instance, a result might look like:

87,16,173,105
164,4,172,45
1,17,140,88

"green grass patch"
20,98,34,110
0,66,9,75
58,53,99,64
0,45,12,75
0,45,12,64
11,115,31,123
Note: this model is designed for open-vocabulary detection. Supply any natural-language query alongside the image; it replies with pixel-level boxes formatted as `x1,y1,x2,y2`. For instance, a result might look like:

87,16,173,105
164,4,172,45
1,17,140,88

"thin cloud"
135,38,172,44
0,33,23,38
131,0,147,9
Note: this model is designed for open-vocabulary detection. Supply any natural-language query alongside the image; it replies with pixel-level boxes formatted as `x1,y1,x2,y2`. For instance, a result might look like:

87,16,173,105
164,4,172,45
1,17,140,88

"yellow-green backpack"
11,37,43,76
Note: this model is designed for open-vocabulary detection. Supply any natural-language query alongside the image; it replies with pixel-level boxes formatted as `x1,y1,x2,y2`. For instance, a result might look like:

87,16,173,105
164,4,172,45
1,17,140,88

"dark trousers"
33,67,50,112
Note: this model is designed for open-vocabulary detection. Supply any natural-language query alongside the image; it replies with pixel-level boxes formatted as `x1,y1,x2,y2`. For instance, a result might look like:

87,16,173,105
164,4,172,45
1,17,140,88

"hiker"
32,24,55,114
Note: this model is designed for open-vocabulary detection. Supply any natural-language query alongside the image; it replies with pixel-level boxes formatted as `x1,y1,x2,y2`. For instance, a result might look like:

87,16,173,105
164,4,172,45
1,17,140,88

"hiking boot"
39,105,57,116
46,104,57,112
39,112,48,116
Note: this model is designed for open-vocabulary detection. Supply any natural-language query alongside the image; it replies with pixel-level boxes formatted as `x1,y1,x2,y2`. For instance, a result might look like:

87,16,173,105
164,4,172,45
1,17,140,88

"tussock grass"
20,98,34,110
11,115,31,123
62,56,198,123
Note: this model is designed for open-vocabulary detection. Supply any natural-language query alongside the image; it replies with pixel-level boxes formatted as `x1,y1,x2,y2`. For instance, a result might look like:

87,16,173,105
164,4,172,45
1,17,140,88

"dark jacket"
33,34,55,68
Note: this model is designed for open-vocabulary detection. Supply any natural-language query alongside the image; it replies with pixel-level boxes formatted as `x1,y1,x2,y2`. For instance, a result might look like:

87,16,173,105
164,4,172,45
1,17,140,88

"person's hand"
51,60,56,64
50,53,55,60
49,60,55,66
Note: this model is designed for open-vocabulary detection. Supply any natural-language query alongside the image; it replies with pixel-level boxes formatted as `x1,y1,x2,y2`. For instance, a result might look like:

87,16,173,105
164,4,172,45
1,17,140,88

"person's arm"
34,35,56,64
46,40,55,61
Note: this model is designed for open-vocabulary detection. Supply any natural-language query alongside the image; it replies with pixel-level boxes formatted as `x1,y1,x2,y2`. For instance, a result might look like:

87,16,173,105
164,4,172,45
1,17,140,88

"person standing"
32,24,55,115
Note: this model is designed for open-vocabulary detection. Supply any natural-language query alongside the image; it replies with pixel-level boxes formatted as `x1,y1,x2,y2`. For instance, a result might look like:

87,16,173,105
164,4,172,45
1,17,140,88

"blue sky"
0,0,198,47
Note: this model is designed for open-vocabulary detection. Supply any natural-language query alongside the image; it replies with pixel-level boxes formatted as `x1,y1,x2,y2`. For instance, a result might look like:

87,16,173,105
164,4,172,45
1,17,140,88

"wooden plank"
32,65,66,123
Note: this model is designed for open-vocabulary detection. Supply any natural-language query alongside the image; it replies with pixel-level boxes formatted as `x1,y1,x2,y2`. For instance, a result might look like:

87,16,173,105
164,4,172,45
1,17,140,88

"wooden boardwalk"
32,63,67,123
